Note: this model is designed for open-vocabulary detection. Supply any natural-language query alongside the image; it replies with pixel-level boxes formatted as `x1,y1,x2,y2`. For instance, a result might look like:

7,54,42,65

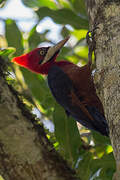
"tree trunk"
86,1,120,179
0,57,79,180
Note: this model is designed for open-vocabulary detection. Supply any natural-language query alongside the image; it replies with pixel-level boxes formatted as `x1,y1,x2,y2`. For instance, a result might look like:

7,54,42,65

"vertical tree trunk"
0,57,79,180
86,1,120,179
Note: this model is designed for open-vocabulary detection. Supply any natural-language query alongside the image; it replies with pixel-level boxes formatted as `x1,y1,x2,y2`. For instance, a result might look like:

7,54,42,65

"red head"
12,37,70,75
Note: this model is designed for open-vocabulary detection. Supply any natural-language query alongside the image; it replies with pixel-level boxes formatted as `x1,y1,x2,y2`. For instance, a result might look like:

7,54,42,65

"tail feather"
86,106,109,136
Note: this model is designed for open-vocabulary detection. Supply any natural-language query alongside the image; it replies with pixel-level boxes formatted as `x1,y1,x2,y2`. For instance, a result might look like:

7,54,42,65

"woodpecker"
12,37,109,136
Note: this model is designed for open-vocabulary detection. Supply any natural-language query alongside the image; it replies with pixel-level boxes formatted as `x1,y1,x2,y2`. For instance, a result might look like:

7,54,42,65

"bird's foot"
86,27,99,66
86,27,99,51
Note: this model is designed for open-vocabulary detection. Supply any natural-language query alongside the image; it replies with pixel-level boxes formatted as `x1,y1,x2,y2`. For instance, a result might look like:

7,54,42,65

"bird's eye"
39,50,45,56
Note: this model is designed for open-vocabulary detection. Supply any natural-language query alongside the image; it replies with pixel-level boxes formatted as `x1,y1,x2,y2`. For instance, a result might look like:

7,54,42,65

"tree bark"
86,0,120,179
0,57,79,180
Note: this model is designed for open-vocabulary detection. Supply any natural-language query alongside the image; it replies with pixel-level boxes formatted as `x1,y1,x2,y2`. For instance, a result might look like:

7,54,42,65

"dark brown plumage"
12,37,109,136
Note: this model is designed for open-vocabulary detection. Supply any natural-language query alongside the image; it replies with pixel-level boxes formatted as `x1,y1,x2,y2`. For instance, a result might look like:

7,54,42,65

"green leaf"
0,175,4,180
77,152,115,180
22,0,57,9
5,19,24,56
66,54,80,64
74,46,88,61
90,153,115,180
71,29,88,40
37,7,89,29
53,103,81,165
56,0,72,9
71,0,87,17
77,152,92,180
20,67,55,115
28,25,42,49
92,131,110,145
56,47,71,61
0,47,16,57
28,25,48,50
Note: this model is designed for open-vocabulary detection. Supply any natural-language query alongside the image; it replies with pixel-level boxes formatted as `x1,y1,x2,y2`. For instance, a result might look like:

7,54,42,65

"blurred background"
0,0,115,179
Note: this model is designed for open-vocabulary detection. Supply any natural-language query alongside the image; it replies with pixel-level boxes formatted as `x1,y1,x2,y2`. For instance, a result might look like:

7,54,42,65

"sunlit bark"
86,1,120,179
0,57,78,180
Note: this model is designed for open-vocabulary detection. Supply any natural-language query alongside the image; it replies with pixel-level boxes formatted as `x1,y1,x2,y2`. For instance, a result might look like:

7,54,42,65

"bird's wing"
48,65,109,136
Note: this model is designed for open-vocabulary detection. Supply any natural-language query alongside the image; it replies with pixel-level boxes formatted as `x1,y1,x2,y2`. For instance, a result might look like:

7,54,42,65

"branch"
0,56,79,180
86,1,120,179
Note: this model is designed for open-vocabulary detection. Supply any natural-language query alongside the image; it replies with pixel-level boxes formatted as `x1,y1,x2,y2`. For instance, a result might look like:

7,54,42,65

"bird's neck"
56,60,73,68
40,60,73,75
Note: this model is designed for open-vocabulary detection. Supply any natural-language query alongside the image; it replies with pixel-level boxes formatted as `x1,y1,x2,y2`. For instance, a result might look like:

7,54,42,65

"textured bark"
86,0,120,179
0,57,79,180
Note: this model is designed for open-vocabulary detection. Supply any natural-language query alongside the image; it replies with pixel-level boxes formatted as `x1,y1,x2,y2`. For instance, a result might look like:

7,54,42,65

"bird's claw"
86,30,93,47
86,27,99,52
86,27,99,66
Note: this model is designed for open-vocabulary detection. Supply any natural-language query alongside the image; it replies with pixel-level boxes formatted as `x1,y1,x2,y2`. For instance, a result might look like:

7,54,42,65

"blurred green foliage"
0,0,115,179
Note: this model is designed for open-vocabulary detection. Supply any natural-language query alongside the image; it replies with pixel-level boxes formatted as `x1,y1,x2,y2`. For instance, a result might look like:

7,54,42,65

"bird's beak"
42,36,70,64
